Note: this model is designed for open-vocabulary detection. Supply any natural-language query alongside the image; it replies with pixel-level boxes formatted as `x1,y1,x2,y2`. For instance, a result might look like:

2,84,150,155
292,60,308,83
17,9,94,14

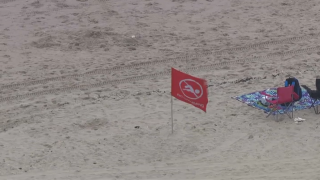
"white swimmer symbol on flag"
179,79,204,100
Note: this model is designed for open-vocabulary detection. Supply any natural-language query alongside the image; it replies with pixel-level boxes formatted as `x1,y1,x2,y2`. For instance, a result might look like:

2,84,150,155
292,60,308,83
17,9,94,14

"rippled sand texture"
1,0,320,179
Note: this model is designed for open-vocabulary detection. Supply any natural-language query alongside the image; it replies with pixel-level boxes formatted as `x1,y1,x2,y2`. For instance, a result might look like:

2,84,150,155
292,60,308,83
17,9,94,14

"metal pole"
171,95,173,134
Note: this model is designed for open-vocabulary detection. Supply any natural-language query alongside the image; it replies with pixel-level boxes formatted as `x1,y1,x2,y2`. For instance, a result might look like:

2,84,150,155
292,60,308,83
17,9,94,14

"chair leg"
266,110,274,118
284,109,292,119
266,103,296,120
311,99,316,112
311,99,319,114
282,103,293,119
272,110,278,120
313,104,317,114
266,106,278,119
266,105,291,120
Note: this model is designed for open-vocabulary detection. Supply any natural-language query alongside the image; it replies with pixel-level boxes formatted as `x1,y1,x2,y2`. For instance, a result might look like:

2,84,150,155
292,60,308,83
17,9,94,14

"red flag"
171,68,208,112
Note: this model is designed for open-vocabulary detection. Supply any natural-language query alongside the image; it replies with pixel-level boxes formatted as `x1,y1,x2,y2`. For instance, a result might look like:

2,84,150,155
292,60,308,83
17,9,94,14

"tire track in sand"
1,33,320,90
0,46,319,103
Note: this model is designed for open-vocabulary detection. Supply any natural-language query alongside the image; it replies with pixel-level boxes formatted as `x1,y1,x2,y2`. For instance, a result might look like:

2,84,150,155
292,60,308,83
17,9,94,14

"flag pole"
171,68,174,134
171,94,173,134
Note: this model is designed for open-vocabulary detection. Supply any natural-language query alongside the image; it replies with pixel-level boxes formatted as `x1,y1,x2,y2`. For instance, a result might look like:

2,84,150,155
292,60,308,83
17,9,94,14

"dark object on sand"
301,79,320,114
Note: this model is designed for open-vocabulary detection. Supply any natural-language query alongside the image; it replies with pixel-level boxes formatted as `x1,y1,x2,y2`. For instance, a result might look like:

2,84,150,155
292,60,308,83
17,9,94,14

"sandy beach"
1,0,320,179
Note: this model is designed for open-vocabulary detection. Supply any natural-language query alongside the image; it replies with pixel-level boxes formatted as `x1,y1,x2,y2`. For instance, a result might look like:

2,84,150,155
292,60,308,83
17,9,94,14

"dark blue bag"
285,77,302,101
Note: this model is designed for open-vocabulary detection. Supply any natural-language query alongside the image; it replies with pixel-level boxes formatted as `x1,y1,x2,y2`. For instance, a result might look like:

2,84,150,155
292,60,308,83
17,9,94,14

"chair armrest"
292,92,299,100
